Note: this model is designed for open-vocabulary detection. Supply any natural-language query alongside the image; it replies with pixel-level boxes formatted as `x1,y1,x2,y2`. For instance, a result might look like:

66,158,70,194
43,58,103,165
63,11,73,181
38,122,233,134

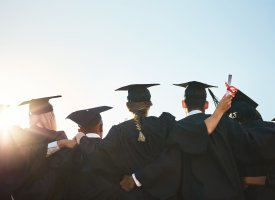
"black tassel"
208,88,219,107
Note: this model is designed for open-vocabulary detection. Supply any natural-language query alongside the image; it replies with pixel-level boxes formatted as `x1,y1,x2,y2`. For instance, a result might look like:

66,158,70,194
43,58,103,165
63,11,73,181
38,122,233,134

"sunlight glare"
0,105,16,130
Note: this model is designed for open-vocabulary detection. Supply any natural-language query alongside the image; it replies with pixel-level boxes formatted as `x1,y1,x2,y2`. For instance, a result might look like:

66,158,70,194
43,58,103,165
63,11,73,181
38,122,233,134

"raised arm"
204,95,233,134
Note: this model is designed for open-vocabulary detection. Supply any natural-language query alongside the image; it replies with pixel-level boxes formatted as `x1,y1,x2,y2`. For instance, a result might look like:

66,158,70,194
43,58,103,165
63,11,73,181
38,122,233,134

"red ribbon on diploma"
225,82,238,97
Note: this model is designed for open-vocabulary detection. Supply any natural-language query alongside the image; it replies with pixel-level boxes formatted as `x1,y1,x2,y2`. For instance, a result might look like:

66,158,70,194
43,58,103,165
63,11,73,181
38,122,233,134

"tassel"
208,88,219,107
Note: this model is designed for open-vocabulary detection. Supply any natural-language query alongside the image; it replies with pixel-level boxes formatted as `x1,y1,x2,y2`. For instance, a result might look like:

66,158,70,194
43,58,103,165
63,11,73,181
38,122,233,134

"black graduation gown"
12,126,70,200
240,120,275,162
136,114,242,199
173,117,275,200
134,118,210,200
176,113,245,200
64,138,138,200
77,112,176,200
235,120,275,200
0,153,27,200
135,116,275,200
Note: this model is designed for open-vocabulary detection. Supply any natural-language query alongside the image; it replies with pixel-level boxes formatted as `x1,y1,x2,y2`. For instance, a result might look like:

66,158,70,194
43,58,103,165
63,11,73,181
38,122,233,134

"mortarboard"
174,81,218,105
227,90,260,122
115,84,160,102
272,118,275,121
232,90,258,108
19,95,61,115
66,106,112,127
174,81,217,89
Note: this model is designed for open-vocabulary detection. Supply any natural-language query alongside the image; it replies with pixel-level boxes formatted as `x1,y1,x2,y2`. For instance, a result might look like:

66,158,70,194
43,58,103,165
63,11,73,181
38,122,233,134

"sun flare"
0,106,17,130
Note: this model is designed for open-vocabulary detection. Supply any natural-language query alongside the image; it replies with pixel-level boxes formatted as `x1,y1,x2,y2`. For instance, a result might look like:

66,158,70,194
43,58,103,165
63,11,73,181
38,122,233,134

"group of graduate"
0,81,275,200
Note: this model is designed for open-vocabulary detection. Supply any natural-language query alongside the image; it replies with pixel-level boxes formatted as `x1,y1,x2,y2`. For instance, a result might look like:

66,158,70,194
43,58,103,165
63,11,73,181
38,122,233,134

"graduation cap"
19,95,61,115
271,118,275,121
227,90,261,122
232,90,258,108
115,84,160,102
174,81,218,105
174,81,217,89
66,106,112,127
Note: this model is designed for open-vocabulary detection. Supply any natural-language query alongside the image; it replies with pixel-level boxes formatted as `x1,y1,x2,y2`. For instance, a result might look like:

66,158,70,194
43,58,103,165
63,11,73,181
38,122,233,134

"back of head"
116,84,159,116
29,111,57,131
174,81,217,112
19,95,61,131
116,84,159,142
66,106,112,136
185,84,207,111
79,115,102,134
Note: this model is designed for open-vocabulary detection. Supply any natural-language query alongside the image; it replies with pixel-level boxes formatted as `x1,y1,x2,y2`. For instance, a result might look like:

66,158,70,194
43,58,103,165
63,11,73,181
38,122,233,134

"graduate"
165,84,275,200
226,90,275,200
12,95,74,200
77,83,232,200
170,81,247,200
120,81,241,200
64,106,132,200
73,84,179,200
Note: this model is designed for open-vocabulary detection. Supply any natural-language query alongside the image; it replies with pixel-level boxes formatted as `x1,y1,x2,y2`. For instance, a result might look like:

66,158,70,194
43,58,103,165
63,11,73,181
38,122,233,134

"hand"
57,139,77,149
216,95,233,114
120,175,136,192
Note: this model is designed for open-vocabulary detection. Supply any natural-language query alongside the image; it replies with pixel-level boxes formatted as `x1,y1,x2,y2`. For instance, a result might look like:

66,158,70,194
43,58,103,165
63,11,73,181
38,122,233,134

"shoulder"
106,123,126,138
116,119,133,126
110,119,135,132
144,112,176,123
159,112,176,121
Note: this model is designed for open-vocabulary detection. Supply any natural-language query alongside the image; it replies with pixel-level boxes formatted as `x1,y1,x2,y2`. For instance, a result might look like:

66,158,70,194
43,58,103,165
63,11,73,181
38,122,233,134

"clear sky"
0,0,274,138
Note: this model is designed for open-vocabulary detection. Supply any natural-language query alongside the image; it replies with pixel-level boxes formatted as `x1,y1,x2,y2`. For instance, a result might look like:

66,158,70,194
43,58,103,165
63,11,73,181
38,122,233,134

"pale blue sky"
0,0,274,138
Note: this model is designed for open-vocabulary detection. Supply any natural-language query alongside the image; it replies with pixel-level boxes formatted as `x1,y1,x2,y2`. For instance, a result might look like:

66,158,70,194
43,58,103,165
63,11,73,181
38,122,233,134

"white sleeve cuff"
48,141,59,149
132,173,142,187
47,141,60,157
